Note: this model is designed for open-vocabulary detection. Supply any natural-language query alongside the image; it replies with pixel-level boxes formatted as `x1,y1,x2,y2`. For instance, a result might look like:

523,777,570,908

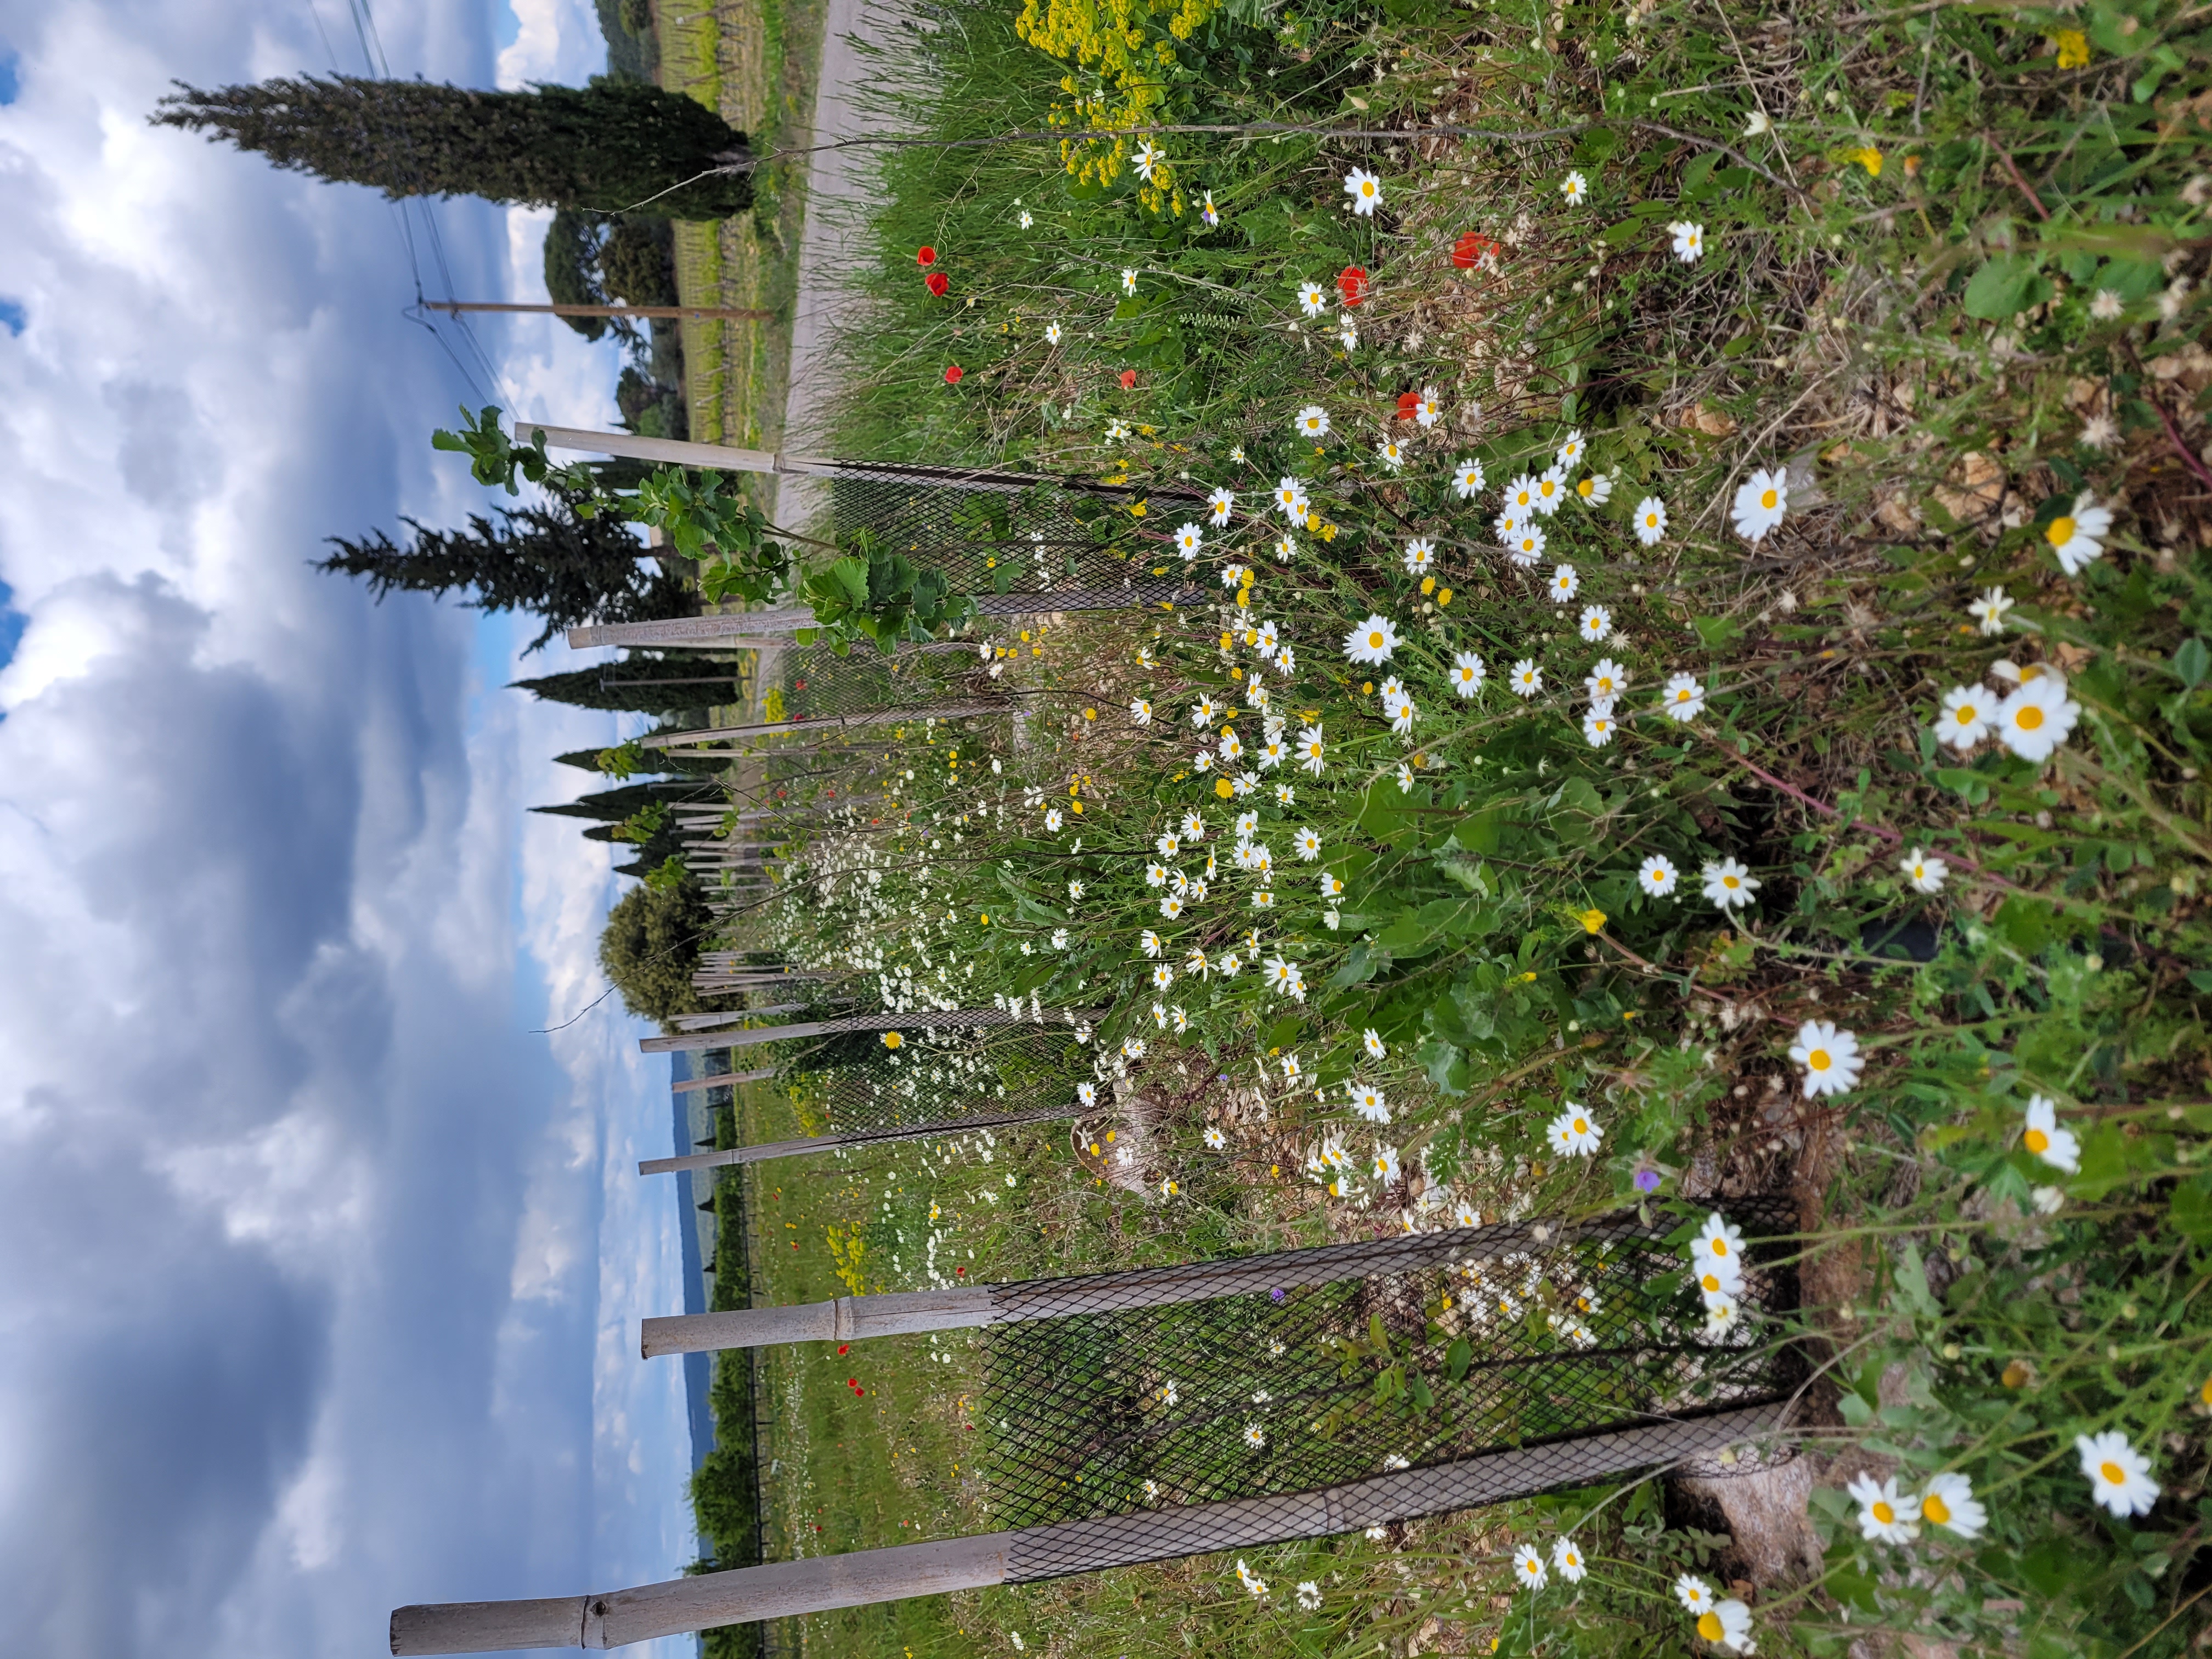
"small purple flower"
1633,1166,1662,1194
1271,1288,1286,1303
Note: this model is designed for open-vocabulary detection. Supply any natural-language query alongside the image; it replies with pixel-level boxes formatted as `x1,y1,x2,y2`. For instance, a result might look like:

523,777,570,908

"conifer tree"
151,75,752,221
318,494,692,651
512,654,740,713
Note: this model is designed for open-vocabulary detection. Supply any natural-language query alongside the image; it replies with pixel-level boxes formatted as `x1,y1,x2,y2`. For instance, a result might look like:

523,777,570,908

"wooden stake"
427,300,776,322
636,1102,1082,1178
390,1407,1784,1653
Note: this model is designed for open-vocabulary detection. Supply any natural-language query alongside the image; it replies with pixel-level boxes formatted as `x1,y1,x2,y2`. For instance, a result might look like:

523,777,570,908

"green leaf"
1417,1037,1472,1096
2174,636,2210,689
1446,1336,1471,1381
1692,614,1742,651
1963,255,2044,322
2170,1175,2212,1243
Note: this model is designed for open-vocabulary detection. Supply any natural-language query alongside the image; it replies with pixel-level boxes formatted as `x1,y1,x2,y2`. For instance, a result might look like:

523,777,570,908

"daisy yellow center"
1912,864,1926,878
1871,1500,1894,1523
1696,1614,1723,1642
1809,1049,1831,1071
1724,876,1740,889
1363,182,1376,196
1600,678,1614,692
1368,631,1384,648
1955,704,1979,725
2203,1375,2212,1404
2025,1127,2050,1152
1542,481,1556,496
2101,1460,2125,1486
1677,689,1693,702
2016,705,2045,730
1579,478,1594,496
2046,515,2076,547
1645,513,1660,527
1573,1117,1588,1133
1702,1272,1722,1293
1760,488,1778,510
1922,1493,1951,1525
1712,1240,1730,1257
883,1033,902,1049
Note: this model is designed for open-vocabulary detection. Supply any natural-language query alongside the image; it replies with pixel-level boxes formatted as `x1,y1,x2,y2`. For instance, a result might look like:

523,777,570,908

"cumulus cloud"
0,2,698,1655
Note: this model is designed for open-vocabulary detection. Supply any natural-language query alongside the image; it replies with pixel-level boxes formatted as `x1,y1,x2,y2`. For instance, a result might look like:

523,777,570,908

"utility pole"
424,300,776,322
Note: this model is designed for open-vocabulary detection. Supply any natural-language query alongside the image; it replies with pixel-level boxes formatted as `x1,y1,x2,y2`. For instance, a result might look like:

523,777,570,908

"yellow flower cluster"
1016,0,1221,212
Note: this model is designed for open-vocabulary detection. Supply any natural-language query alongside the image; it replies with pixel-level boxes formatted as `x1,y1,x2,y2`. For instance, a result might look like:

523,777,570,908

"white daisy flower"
1317,870,1345,901
1585,659,1627,702
1296,280,1329,319
1141,929,1163,957
1730,466,1788,543
1045,321,1063,345
1181,810,1205,840
1675,1575,1714,1614
1201,190,1218,228
1662,673,1706,721
1294,826,1323,860
1509,524,1547,566
1106,419,1131,441
1548,1104,1602,1156
1297,725,1327,775
1414,387,1442,428
1582,708,1618,747
1372,1144,1400,1183
1995,676,2080,763
1293,405,1331,441
1130,697,1153,726
1790,1019,1863,1097
1403,537,1435,575
1503,473,1539,517
1451,651,1486,697
1362,1027,1386,1060
1693,1214,1745,1289
1338,321,1358,352
1376,437,1406,472
1917,1471,1988,1539
1633,496,1668,545
1551,1536,1587,1582
1019,208,1035,228
1344,614,1399,665
1970,586,2015,635
1578,605,1612,643
1344,167,1383,215
1900,847,1947,892
1174,522,1205,559
2078,1432,2159,1517
1669,220,1705,261
2045,493,2114,575
1510,659,1543,698
1550,563,1580,601
1555,429,1586,470
1560,171,1588,206
1295,1581,1322,1611
1846,1473,1921,1544
1639,854,1679,898
1577,472,1613,505
1077,1081,1098,1107
1701,1600,1756,1655
1452,459,1487,499
1534,466,1567,516
1512,1544,1547,1592
1280,1052,1302,1082
1937,684,1993,750
2023,1093,2080,1173
1122,267,1139,295
1207,487,1234,527
1701,857,1759,911
1347,1081,1389,1123
1272,478,1310,524
1134,139,1164,181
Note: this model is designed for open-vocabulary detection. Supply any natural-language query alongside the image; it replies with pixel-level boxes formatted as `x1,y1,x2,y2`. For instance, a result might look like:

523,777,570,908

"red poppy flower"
1119,368,1137,390
944,364,963,383
837,1344,849,1355
916,246,937,267
1396,391,1420,420
925,271,949,297
1337,266,1370,307
1452,232,1500,271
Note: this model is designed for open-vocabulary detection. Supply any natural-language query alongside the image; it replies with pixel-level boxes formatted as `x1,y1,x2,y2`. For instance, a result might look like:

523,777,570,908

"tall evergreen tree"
319,493,692,651
151,75,752,221
513,654,741,714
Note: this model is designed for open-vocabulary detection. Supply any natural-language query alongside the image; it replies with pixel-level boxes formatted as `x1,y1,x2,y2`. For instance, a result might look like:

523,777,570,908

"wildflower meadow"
623,0,2212,1654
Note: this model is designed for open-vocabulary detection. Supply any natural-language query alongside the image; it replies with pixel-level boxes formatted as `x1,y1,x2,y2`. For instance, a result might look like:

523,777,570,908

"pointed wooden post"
636,1101,1083,1179
390,1407,1786,1653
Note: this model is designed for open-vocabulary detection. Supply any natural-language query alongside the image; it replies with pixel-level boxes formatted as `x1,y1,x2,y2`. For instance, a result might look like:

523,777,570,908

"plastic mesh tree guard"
825,462,1209,607
777,1022,1089,1138
978,1196,1799,1576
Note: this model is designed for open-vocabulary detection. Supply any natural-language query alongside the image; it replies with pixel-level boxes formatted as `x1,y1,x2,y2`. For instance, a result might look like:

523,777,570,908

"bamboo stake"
637,1005,1098,1055
390,1407,1784,1653
635,1101,1083,1182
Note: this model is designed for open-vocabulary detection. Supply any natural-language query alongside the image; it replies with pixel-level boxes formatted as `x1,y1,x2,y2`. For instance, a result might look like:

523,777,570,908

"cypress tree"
512,654,741,714
319,493,693,652
151,74,753,221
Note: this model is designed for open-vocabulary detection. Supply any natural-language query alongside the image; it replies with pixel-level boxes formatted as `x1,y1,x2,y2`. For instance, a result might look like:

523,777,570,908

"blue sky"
0,3,699,1655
